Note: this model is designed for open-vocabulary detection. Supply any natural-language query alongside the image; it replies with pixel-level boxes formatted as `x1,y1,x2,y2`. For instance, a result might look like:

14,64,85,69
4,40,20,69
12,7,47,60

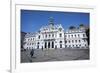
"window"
71,35,73,38
59,33,62,37
79,40,81,42
45,34,47,38
78,34,80,37
75,40,77,43
79,44,81,47
49,34,51,37
72,40,74,43
65,41,67,43
38,35,40,39
60,44,62,48
33,38,34,41
52,34,54,37
69,40,70,43
65,35,67,37
68,35,70,38
83,34,85,37
37,42,39,44
75,34,76,37
60,41,62,43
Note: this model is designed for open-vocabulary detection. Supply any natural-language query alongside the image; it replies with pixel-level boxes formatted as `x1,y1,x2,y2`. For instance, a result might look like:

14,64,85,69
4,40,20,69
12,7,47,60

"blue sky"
21,10,89,32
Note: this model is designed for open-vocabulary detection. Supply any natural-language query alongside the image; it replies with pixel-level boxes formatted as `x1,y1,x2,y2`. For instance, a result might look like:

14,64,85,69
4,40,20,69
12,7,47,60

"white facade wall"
23,23,88,50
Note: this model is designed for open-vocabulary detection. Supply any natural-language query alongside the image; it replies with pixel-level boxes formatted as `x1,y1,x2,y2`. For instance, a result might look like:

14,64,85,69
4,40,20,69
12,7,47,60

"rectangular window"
71,35,73,38
75,40,77,43
72,40,74,43
83,34,85,37
60,44,62,48
79,40,80,42
78,34,80,37
68,35,70,38
45,34,47,38
52,34,54,37
38,35,40,39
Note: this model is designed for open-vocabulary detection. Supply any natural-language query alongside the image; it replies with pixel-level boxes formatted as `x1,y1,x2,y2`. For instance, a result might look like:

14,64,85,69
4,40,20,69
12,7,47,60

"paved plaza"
21,48,89,63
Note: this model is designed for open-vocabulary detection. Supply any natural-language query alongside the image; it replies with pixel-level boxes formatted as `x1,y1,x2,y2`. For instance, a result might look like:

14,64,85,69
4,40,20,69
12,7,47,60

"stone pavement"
21,48,89,63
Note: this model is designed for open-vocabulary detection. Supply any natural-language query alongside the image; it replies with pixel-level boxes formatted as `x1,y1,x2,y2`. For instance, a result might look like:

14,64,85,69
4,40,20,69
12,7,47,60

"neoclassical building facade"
23,17,88,50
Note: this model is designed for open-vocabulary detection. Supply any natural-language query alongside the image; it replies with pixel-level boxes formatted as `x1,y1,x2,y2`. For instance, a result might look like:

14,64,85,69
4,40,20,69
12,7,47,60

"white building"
23,17,88,50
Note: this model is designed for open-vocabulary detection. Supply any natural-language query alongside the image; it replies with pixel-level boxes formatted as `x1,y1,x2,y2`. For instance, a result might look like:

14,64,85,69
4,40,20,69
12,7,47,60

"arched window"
37,42,39,44
38,35,40,39
65,41,67,43
69,40,70,43
45,34,47,38
78,34,80,37
60,41,62,43
75,34,76,37
49,34,51,37
79,40,81,42
71,35,73,38
59,33,62,37
75,40,77,43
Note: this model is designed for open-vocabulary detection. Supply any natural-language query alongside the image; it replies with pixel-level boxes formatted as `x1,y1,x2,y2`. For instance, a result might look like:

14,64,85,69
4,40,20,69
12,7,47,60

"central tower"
48,17,54,26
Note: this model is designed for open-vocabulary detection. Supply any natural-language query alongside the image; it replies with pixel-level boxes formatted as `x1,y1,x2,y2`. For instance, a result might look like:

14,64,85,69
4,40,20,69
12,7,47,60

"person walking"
30,49,34,58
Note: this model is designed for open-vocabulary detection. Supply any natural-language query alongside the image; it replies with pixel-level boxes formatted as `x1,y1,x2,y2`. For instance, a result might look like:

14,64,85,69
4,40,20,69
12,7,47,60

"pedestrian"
30,49,34,58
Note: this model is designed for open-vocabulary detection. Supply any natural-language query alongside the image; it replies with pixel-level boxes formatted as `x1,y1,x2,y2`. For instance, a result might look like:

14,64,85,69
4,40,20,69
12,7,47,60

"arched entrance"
52,41,54,48
45,42,47,48
48,42,50,48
